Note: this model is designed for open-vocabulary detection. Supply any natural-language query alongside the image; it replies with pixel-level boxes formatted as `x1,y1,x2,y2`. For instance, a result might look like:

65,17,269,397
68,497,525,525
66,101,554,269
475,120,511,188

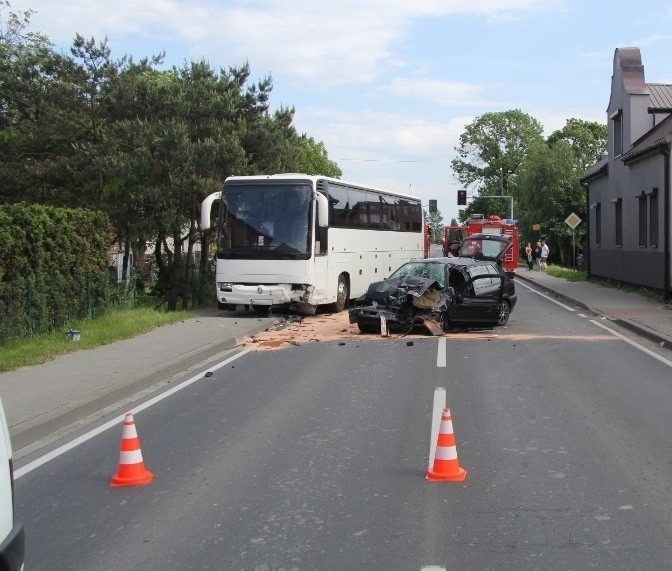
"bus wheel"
330,274,349,313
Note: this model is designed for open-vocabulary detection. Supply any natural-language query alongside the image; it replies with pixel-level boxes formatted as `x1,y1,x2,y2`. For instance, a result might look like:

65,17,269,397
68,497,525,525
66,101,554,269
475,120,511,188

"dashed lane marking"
428,387,446,471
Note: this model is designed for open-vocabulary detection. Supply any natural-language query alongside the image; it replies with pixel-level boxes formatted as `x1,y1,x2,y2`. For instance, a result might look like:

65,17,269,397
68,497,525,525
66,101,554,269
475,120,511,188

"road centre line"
15,350,250,479
428,387,446,471
516,280,576,311
436,337,446,368
590,319,672,369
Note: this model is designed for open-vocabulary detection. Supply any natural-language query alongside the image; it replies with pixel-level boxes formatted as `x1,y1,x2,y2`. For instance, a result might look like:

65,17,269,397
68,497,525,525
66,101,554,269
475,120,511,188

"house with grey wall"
581,47,671,296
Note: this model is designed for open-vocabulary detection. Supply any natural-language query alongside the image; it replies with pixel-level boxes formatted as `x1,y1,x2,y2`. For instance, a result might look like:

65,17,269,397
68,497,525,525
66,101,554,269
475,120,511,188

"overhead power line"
336,157,453,164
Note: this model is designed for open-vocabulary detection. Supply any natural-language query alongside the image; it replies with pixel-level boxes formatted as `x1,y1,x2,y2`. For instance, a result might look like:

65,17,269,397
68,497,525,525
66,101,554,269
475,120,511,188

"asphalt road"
15,283,672,570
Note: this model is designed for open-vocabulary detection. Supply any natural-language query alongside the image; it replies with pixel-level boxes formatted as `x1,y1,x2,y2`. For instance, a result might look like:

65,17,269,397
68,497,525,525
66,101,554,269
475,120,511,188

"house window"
615,198,622,247
638,192,647,247
594,203,601,246
612,110,623,156
649,188,659,247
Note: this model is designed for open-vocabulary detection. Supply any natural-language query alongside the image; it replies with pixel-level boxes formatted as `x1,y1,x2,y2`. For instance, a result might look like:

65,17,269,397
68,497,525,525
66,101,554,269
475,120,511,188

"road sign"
532,223,540,231
565,212,582,230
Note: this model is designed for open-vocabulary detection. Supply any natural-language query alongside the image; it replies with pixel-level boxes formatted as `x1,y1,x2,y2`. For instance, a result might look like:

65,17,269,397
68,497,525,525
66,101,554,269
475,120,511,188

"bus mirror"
316,193,329,228
201,191,221,230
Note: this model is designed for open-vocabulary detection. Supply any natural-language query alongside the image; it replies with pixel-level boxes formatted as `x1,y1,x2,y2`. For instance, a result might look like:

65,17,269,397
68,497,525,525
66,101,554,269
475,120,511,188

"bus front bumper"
217,283,313,310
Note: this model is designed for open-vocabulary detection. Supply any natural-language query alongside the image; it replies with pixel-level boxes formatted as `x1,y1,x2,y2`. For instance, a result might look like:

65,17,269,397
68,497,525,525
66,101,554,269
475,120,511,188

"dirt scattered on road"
242,313,615,351
243,311,388,351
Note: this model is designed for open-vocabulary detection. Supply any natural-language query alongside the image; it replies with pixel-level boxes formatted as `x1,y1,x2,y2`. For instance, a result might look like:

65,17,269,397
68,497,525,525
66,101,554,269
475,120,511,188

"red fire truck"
443,214,519,275
442,225,463,257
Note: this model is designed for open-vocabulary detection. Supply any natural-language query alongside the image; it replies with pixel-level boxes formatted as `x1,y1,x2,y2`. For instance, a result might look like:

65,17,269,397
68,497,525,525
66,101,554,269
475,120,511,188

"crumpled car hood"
363,276,446,306
349,276,455,335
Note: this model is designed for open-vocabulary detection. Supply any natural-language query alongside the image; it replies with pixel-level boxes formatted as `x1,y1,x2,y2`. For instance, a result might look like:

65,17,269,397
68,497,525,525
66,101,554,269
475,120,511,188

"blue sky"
9,0,672,223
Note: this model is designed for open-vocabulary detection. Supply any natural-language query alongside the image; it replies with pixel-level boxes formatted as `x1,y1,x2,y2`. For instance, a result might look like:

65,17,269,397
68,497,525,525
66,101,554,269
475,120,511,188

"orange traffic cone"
110,412,154,487
426,407,467,482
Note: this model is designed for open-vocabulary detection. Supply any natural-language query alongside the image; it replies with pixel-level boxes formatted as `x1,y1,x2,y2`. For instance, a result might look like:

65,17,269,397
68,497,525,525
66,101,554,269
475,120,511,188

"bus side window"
328,184,349,228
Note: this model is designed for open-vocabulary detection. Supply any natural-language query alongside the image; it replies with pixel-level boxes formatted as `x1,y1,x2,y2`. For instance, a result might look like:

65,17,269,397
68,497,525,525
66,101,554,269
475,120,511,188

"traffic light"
428,199,437,213
457,190,467,205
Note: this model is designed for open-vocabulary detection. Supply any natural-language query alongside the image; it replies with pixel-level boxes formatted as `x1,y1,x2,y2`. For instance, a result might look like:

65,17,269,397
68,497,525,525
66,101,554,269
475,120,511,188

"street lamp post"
485,195,514,220
499,168,514,220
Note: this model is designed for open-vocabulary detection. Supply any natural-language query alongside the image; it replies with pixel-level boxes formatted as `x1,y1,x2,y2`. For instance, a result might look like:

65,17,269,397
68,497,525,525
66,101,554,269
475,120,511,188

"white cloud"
295,108,471,162
383,76,495,107
631,33,672,47
13,0,561,84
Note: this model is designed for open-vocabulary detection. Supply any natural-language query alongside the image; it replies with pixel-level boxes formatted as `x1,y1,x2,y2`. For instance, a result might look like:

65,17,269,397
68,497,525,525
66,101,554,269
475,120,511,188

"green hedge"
0,203,117,343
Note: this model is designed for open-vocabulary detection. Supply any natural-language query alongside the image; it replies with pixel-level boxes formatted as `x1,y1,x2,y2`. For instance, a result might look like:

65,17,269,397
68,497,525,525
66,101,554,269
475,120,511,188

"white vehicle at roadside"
0,395,24,571
201,174,426,314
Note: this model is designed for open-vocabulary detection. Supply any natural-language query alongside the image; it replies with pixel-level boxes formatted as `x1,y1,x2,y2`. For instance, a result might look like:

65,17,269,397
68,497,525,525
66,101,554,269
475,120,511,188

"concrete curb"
516,273,672,353
516,273,593,313
11,335,248,452
609,319,672,351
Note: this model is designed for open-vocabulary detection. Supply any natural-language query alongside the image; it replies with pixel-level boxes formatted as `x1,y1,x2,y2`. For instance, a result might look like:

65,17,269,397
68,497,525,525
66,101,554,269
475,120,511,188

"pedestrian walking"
540,239,549,271
535,241,542,270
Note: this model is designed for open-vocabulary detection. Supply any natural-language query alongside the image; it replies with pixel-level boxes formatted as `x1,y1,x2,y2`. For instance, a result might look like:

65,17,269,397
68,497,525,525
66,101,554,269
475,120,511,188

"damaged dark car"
349,233,517,335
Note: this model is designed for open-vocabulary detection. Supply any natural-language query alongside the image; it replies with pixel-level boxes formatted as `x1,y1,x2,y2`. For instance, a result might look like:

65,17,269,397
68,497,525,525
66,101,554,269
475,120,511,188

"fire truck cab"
461,214,519,275
442,225,463,257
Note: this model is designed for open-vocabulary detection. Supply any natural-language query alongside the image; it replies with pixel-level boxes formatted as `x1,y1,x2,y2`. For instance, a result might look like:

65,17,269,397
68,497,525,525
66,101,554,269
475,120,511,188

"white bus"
200,174,426,314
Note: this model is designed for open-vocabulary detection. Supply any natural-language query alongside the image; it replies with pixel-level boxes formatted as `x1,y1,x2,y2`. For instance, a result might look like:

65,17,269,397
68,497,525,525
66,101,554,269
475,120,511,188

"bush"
0,203,117,343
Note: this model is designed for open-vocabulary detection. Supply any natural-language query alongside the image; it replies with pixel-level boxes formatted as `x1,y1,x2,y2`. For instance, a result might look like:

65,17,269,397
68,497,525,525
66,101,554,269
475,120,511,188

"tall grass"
0,306,192,373
547,265,587,281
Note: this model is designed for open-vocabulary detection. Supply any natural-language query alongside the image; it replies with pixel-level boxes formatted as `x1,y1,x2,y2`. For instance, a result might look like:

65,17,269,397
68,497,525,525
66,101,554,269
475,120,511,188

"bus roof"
224,173,421,202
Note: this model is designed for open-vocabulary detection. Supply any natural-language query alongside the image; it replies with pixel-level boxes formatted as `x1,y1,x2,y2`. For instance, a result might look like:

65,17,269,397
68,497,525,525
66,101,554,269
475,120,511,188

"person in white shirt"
540,239,549,271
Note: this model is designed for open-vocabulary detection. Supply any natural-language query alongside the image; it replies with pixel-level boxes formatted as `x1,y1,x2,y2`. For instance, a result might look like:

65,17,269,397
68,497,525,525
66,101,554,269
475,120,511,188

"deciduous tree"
452,109,544,221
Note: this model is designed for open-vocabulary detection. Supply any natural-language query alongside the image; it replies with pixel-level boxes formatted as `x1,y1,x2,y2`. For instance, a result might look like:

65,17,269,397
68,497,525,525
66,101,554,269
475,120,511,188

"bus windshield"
218,182,313,260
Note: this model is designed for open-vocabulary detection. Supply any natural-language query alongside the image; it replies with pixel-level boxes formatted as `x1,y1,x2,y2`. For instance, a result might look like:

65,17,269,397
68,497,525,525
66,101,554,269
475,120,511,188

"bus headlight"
218,282,233,292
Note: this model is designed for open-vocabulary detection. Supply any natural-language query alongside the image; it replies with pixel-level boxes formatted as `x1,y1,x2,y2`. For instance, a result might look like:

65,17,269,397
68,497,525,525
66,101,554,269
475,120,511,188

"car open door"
448,273,505,325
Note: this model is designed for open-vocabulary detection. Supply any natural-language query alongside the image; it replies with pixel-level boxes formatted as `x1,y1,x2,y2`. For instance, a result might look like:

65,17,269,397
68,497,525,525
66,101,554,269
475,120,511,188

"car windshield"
218,182,313,260
459,237,508,259
389,262,446,288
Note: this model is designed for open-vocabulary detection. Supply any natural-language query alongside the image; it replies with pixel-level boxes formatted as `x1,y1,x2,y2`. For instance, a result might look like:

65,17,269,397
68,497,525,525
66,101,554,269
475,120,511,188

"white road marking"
517,280,576,311
590,320,672,369
436,337,446,368
428,387,446,470
15,350,250,478
519,282,672,367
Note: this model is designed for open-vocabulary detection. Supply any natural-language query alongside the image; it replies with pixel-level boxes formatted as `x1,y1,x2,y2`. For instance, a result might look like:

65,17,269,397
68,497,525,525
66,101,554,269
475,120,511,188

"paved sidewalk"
1,272,670,454
0,308,277,452
517,268,672,349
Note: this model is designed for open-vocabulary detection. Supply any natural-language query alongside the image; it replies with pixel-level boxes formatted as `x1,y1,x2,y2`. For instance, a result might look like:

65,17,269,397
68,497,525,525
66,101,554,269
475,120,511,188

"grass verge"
0,306,193,373
547,265,587,281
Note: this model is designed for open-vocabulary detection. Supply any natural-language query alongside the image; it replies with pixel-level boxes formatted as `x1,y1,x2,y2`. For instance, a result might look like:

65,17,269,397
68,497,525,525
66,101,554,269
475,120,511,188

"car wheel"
497,300,511,326
330,274,349,313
